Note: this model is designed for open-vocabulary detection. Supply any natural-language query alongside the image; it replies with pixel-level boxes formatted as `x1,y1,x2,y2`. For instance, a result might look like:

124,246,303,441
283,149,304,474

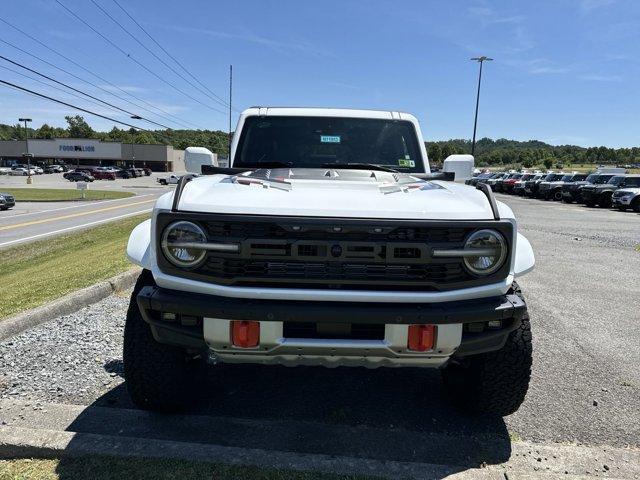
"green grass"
0,214,148,319
0,188,134,202
0,457,380,480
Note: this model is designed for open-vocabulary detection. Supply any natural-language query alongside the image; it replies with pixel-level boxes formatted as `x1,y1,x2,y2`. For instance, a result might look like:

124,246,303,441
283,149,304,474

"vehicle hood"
615,188,640,194
175,168,498,220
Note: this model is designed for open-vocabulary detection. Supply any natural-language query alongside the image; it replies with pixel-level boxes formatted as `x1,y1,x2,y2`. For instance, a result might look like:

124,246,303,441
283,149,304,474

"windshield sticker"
398,159,415,168
320,135,341,143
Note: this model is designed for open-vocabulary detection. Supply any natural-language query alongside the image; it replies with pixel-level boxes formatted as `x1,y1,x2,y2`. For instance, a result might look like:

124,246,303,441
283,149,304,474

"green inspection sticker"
320,135,341,143
398,159,415,167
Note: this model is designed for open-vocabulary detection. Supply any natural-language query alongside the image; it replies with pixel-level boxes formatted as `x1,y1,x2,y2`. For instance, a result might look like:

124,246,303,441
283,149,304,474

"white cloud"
580,0,615,12
156,24,335,59
579,73,623,81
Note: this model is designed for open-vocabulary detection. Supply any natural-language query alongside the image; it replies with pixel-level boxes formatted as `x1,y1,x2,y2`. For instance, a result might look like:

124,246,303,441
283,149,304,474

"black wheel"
599,194,612,208
123,270,204,412
442,283,532,417
552,190,563,201
632,198,640,213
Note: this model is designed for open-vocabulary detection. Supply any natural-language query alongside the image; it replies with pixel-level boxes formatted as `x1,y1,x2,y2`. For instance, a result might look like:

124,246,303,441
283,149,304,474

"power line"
92,0,232,111
0,33,199,130
111,0,239,113
54,0,228,116
0,55,174,130
0,79,146,130
0,63,136,117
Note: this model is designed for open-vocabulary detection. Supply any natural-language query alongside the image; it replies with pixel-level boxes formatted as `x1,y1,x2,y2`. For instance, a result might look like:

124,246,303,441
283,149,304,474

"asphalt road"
0,193,164,248
0,173,170,248
0,193,639,472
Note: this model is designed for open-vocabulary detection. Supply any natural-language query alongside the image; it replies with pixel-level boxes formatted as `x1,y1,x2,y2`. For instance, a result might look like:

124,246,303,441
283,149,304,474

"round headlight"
161,221,207,268
463,229,507,276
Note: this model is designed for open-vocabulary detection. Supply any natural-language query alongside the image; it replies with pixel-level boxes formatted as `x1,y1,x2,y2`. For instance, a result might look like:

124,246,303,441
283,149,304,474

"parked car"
561,173,611,203
123,106,536,416
465,172,492,187
143,167,152,176
492,173,521,193
157,174,182,185
524,173,559,198
538,173,588,201
512,174,540,196
581,175,640,207
611,187,640,212
93,170,116,180
0,192,16,210
44,165,64,173
64,171,95,182
9,167,35,176
501,173,525,194
485,172,507,190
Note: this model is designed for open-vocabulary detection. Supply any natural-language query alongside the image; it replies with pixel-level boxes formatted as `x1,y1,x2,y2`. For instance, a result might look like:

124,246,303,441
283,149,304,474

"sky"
0,0,638,147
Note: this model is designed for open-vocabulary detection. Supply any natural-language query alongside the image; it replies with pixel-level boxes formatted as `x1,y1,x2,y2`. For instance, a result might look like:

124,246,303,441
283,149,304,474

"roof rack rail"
476,183,500,220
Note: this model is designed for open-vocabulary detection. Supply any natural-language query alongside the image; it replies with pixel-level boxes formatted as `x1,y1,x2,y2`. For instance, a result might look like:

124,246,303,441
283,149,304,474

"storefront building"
0,138,185,172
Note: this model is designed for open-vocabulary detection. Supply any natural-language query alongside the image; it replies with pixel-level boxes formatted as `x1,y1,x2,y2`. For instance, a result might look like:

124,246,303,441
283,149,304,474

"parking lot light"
18,117,32,184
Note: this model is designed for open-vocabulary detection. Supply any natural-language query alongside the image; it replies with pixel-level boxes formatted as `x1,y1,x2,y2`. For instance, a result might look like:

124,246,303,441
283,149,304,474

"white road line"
0,194,155,221
0,209,151,249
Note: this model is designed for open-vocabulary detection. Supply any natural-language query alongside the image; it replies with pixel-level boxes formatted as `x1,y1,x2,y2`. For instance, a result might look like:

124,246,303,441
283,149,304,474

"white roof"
240,107,419,123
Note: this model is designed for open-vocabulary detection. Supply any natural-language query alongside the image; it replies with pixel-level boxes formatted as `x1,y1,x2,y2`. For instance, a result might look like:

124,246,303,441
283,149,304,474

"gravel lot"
0,195,638,460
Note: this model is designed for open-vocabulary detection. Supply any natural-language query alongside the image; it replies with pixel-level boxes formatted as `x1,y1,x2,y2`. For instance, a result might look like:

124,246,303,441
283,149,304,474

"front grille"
157,213,513,292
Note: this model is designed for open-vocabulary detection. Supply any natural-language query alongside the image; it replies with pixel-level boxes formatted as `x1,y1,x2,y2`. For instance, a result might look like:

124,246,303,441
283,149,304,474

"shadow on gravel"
62,363,512,472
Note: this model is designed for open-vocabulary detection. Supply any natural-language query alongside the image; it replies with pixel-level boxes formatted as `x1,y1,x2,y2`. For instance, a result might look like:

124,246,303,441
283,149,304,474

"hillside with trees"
1,116,638,167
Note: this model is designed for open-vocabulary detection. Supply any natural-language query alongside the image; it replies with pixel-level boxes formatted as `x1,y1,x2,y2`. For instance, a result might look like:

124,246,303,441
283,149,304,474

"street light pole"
130,115,142,169
18,117,32,184
470,56,493,157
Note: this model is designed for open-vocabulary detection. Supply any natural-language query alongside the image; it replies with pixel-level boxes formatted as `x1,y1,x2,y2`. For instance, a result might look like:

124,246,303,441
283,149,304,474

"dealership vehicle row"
466,170,640,212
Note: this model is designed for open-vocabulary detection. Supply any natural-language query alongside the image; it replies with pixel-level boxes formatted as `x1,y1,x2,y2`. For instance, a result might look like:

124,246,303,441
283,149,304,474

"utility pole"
228,64,233,160
130,115,142,169
18,117,32,184
470,56,492,157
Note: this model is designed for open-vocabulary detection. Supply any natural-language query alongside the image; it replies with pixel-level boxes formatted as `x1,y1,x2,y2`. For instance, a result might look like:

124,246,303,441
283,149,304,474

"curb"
0,268,141,341
0,425,501,480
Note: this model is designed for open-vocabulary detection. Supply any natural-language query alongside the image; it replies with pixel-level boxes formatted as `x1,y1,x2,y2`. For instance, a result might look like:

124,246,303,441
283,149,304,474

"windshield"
234,116,425,172
585,174,598,183
543,174,556,181
595,175,613,184
623,177,640,187
607,176,624,185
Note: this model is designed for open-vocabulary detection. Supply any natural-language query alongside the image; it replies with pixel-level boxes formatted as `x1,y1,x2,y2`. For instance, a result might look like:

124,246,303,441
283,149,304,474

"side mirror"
443,154,474,182
185,147,218,174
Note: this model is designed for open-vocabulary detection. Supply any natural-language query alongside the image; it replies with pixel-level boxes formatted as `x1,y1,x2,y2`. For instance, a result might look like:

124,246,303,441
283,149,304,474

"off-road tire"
442,283,532,417
599,193,612,208
123,270,202,412
631,197,640,213
552,189,563,201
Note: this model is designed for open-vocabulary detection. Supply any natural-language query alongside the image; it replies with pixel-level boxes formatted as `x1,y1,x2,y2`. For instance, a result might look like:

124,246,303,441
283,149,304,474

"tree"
543,157,553,169
427,144,442,163
65,115,94,138
37,124,55,139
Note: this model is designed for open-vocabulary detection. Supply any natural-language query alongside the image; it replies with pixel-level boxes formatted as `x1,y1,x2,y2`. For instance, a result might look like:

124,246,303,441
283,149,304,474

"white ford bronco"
125,107,535,415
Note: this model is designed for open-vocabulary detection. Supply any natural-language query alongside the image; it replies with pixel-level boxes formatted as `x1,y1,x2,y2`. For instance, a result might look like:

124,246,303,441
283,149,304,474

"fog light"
407,324,436,352
231,321,260,348
487,320,502,329
161,312,177,322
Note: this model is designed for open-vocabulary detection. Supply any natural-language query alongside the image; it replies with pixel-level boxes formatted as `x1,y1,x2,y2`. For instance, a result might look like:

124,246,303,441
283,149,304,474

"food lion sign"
27,139,121,160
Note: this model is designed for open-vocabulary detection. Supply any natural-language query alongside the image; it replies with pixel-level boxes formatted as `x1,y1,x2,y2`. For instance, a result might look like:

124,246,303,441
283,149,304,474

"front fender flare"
126,219,152,269
514,232,535,277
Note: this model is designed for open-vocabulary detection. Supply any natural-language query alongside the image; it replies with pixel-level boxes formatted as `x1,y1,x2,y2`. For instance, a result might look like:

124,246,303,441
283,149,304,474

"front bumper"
136,285,527,367
612,195,634,206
